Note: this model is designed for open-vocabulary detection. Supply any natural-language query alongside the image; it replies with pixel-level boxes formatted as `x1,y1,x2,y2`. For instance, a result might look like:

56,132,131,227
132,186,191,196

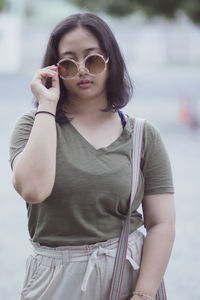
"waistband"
30,230,144,292
31,230,143,260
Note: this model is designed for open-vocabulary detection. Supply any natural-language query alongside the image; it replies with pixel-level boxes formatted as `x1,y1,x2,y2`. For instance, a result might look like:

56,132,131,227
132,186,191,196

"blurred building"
0,0,23,73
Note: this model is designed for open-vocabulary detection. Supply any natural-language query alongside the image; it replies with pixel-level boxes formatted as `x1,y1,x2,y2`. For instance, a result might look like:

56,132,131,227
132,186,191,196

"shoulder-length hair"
35,12,133,124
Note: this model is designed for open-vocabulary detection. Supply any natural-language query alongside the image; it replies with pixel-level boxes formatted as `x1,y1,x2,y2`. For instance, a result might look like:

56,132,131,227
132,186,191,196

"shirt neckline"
67,115,132,154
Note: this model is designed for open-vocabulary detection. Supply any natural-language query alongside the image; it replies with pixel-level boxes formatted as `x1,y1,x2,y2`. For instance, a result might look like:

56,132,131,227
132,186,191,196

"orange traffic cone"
179,96,199,129
179,98,192,125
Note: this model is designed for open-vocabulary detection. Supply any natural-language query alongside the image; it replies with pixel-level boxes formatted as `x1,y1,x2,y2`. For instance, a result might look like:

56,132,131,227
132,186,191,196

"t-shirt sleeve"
141,121,174,195
9,110,36,169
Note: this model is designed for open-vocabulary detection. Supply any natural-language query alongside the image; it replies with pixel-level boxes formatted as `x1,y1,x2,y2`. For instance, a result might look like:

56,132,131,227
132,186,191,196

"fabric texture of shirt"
9,110,174,247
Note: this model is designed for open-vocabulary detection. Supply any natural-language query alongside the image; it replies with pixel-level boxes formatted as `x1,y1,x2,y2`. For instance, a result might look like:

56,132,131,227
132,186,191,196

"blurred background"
0,0,200,299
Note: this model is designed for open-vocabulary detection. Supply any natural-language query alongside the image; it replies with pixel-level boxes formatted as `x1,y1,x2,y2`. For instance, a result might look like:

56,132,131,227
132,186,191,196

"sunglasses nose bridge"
77,59,89,76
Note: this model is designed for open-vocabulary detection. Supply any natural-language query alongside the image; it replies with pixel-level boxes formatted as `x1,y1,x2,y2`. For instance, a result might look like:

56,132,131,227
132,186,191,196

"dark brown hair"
35,12,133,124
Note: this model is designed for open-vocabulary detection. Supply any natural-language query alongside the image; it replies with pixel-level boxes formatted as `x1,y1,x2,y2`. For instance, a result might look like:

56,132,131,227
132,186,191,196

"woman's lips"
78,80,93,88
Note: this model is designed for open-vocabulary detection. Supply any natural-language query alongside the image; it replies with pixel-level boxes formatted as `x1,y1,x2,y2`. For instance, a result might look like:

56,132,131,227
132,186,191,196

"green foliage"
182,0,200,23
67,0,145,16
104,0,138,17
139,0,183,18
67,0,200,23
68,0,103,12
0,0,6,12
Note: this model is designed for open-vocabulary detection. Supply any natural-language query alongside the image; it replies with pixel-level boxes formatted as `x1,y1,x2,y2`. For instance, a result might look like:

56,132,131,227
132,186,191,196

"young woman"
9,12,175,300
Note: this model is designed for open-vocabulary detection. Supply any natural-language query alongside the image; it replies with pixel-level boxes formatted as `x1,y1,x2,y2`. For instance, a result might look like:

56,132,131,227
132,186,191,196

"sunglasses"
57,53,109,80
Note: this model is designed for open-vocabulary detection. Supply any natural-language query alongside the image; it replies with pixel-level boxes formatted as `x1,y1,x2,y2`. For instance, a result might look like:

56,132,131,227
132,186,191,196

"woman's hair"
35,12,133,124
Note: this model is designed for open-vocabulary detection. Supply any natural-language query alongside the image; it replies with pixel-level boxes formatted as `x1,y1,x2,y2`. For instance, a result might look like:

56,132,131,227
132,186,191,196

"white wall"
0,12,22,73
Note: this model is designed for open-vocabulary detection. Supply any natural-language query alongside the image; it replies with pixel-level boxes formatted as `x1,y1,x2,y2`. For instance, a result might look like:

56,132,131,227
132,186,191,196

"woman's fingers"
36,66,58,81
31,66,58,87
30,65,60,104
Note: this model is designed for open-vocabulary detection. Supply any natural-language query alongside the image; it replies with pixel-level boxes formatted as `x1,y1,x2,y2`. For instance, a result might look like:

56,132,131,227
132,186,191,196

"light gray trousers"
21,231,144,300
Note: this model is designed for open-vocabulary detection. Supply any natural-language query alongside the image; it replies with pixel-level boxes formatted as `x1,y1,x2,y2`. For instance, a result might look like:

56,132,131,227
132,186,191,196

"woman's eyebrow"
85,47,101,53
59,47,102,59
60,51,75,57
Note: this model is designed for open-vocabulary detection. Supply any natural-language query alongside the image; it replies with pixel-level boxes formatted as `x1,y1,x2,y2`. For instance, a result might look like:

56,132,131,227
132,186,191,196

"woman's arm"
131,193,175,300
12,66,60,204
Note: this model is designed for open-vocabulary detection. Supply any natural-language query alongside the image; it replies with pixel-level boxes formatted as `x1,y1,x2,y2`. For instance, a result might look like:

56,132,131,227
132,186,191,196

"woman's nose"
78,64,89,76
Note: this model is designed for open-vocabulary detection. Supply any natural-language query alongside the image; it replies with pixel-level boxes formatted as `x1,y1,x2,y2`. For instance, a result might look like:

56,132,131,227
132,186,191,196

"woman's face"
58,26,108,105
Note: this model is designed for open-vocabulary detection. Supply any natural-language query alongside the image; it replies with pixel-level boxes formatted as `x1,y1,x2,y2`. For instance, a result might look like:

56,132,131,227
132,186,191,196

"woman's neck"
62,94,109,119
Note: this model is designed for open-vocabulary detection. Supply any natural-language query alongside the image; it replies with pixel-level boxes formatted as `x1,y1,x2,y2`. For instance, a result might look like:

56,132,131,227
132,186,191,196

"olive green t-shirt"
9,110,174,247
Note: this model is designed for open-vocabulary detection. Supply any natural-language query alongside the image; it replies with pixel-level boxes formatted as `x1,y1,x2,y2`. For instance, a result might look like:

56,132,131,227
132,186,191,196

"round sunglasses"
57,53,109,80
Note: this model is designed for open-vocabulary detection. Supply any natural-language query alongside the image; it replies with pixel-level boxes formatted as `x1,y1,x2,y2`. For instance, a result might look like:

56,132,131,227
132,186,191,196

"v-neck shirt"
9,109,174,246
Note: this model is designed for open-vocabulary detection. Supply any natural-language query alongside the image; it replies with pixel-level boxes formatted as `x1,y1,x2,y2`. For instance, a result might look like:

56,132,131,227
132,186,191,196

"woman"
9,12,175,300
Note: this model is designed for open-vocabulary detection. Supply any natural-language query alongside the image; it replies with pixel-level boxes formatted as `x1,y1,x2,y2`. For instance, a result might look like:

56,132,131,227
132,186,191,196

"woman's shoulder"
18,108,36,120
126,115,160,136
126,115,164,155
13,109,37,127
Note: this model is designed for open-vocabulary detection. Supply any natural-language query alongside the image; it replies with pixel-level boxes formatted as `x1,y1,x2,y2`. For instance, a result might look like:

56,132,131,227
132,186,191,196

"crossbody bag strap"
108,118,145,300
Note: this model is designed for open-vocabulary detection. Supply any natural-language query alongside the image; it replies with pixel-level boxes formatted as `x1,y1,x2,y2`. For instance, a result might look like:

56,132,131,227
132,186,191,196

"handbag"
108,118,167,300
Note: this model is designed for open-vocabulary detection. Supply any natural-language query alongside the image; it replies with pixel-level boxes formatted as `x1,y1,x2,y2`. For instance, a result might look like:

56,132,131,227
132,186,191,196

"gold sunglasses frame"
57,53,109,80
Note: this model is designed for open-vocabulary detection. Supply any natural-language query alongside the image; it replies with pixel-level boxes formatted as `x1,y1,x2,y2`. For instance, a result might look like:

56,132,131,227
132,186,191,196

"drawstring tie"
81,246,139,292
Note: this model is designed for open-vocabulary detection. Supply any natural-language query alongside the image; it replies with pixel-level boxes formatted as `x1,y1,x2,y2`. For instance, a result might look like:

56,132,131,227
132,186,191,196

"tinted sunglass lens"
58,60,78,78
85,55,105,75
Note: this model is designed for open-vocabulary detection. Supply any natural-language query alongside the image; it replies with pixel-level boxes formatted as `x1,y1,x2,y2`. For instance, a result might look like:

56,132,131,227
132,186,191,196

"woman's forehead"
58,27,101,57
